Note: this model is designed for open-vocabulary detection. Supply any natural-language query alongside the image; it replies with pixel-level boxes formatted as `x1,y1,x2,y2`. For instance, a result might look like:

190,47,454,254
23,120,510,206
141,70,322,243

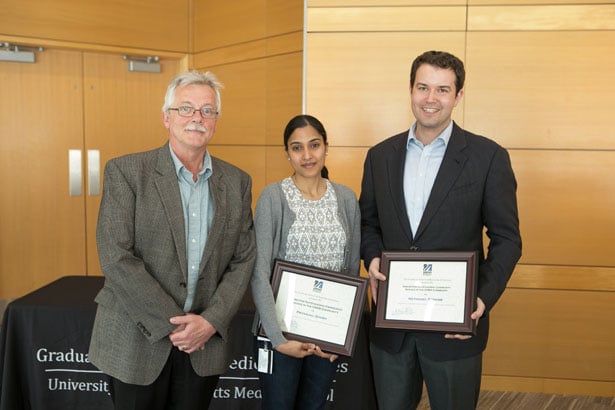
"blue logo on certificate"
313,280,323,293
423,264,432,276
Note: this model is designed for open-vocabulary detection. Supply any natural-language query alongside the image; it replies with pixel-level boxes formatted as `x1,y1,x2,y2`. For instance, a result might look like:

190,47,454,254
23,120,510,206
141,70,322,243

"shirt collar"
169,145,213,180
407,120,454,149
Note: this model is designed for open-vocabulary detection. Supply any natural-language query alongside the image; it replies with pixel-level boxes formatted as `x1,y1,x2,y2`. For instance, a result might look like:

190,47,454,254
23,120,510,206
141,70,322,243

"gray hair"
162,70,224,115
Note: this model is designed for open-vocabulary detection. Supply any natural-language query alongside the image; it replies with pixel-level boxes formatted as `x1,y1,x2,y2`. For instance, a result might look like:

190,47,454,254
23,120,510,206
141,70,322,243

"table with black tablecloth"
0,276,376,410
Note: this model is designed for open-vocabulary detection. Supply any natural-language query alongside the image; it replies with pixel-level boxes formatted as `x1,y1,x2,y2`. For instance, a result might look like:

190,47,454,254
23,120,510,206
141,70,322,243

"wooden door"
82,53,180,275
0,49,180,298
0,49,86,298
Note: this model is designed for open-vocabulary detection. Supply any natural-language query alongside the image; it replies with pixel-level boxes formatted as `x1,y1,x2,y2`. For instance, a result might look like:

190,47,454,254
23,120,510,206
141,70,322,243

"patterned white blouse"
281,176,346,272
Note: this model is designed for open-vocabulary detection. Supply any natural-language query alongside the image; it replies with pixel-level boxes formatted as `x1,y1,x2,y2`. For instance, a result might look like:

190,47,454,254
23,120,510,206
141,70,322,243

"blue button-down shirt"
403,121,452,236
169,146,214,312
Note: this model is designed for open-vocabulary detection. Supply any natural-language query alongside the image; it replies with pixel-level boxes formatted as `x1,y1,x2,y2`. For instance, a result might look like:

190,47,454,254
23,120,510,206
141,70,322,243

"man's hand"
368,257,386,304
444,297,485,340
169,313,216,354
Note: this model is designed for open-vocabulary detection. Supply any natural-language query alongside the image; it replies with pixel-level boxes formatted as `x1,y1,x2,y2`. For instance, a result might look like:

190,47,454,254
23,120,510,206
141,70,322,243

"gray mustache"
185,125,207,132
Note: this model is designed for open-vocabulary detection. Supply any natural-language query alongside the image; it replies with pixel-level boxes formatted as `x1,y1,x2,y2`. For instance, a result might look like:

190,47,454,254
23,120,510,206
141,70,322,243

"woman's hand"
275,340,316,358
313,346,338,363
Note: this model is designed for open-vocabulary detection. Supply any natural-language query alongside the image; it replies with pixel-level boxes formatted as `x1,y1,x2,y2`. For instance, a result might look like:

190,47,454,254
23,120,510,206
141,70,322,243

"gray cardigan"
250,179,361,347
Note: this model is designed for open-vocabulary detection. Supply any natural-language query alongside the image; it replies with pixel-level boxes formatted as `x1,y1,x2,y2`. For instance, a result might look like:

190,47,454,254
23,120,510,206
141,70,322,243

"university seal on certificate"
375,251,478,334
264,260,368,356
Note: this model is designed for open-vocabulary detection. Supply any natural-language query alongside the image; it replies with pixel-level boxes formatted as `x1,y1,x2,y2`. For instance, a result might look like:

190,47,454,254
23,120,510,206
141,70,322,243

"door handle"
68,149,82,196
87,150,100,196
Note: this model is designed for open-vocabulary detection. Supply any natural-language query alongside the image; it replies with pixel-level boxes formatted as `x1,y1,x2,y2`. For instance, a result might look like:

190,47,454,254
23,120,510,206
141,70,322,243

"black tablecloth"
0,276,376,410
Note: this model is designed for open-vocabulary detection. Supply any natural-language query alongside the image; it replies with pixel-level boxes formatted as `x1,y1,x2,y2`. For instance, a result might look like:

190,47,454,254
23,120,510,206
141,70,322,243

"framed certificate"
375,251,478,334
265,260,368,356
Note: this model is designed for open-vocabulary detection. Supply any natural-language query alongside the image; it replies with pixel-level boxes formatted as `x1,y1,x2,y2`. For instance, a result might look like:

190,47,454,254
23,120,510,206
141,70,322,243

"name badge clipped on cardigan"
257,336,273,374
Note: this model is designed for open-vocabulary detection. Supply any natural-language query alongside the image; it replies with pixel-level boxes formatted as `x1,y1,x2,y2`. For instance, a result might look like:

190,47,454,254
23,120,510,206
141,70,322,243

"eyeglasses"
168,105,219,119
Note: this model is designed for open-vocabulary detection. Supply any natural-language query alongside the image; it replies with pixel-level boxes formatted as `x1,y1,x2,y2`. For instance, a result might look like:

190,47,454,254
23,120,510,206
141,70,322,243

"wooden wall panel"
324,147,368,195
194,1,304,194
256,146,367,210
468,5,615,30
465,31,615,150
470,0,613,4
511,265,615,292
307,6,466,32
267,0,304,36
265,53,304,145
264,146,293,186
512,150,615,267
306,32,466,148
204,60,269,146
483,289,614,392
194,0,303,52
207,146,268,209
0,0,189,52
309,0,465,5
306,0,615,396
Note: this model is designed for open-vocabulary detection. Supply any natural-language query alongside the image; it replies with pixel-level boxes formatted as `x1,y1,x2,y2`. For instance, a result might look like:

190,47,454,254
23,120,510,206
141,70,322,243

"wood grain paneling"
510,265,615,292
323,147,367,196
0,49,86,298
307,6,467,32
82,53,181,276
204,60,268,146
305,0,615,397
257,146,366,210
265,53,304,145
206,146,268,209
306,32,466,147
0,0,189,52
309,0,465,5
465,31,615,150
199,53,302,147
484,288,614,382
194,0,302,53
468,5,615,31
470,0,613,5
267,0,304,36
192,0,303,206
194,0,267,52
482,375,615,399
511,150,615,267
193,32,302,69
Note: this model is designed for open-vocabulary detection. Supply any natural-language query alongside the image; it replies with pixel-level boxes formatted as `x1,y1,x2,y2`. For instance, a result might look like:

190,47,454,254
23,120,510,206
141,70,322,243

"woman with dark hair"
250,114,361,409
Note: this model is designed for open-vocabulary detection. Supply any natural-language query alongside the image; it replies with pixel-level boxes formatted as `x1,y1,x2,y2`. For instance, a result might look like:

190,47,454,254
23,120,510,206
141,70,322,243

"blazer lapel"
387,133,414,243
414,123,468,240
153,145,188,278
199,159,226,271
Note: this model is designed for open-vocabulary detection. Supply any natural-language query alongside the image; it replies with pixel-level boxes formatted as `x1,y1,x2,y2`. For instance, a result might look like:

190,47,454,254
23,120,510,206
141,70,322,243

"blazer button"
179,282,186,288
409,246,420,251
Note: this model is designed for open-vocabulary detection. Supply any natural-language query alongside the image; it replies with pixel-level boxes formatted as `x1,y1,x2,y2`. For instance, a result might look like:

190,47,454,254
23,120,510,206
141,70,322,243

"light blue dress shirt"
169,146,214,312
403,121,453,236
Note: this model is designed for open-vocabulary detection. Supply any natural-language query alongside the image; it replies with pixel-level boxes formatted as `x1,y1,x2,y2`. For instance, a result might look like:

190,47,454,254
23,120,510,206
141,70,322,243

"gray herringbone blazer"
89,143,256,385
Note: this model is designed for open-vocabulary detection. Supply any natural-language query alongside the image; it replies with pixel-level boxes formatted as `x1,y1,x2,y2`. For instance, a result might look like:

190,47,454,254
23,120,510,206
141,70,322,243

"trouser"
109,346,220,410
256,339,337,410
370,334,482,410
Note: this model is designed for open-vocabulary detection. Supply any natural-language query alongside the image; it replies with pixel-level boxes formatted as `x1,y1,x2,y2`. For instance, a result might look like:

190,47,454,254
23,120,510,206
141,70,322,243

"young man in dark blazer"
360,51,522,409
89,71,256,410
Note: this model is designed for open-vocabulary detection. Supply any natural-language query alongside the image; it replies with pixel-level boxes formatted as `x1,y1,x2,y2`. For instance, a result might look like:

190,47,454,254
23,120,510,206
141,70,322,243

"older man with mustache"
89,71,256,410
